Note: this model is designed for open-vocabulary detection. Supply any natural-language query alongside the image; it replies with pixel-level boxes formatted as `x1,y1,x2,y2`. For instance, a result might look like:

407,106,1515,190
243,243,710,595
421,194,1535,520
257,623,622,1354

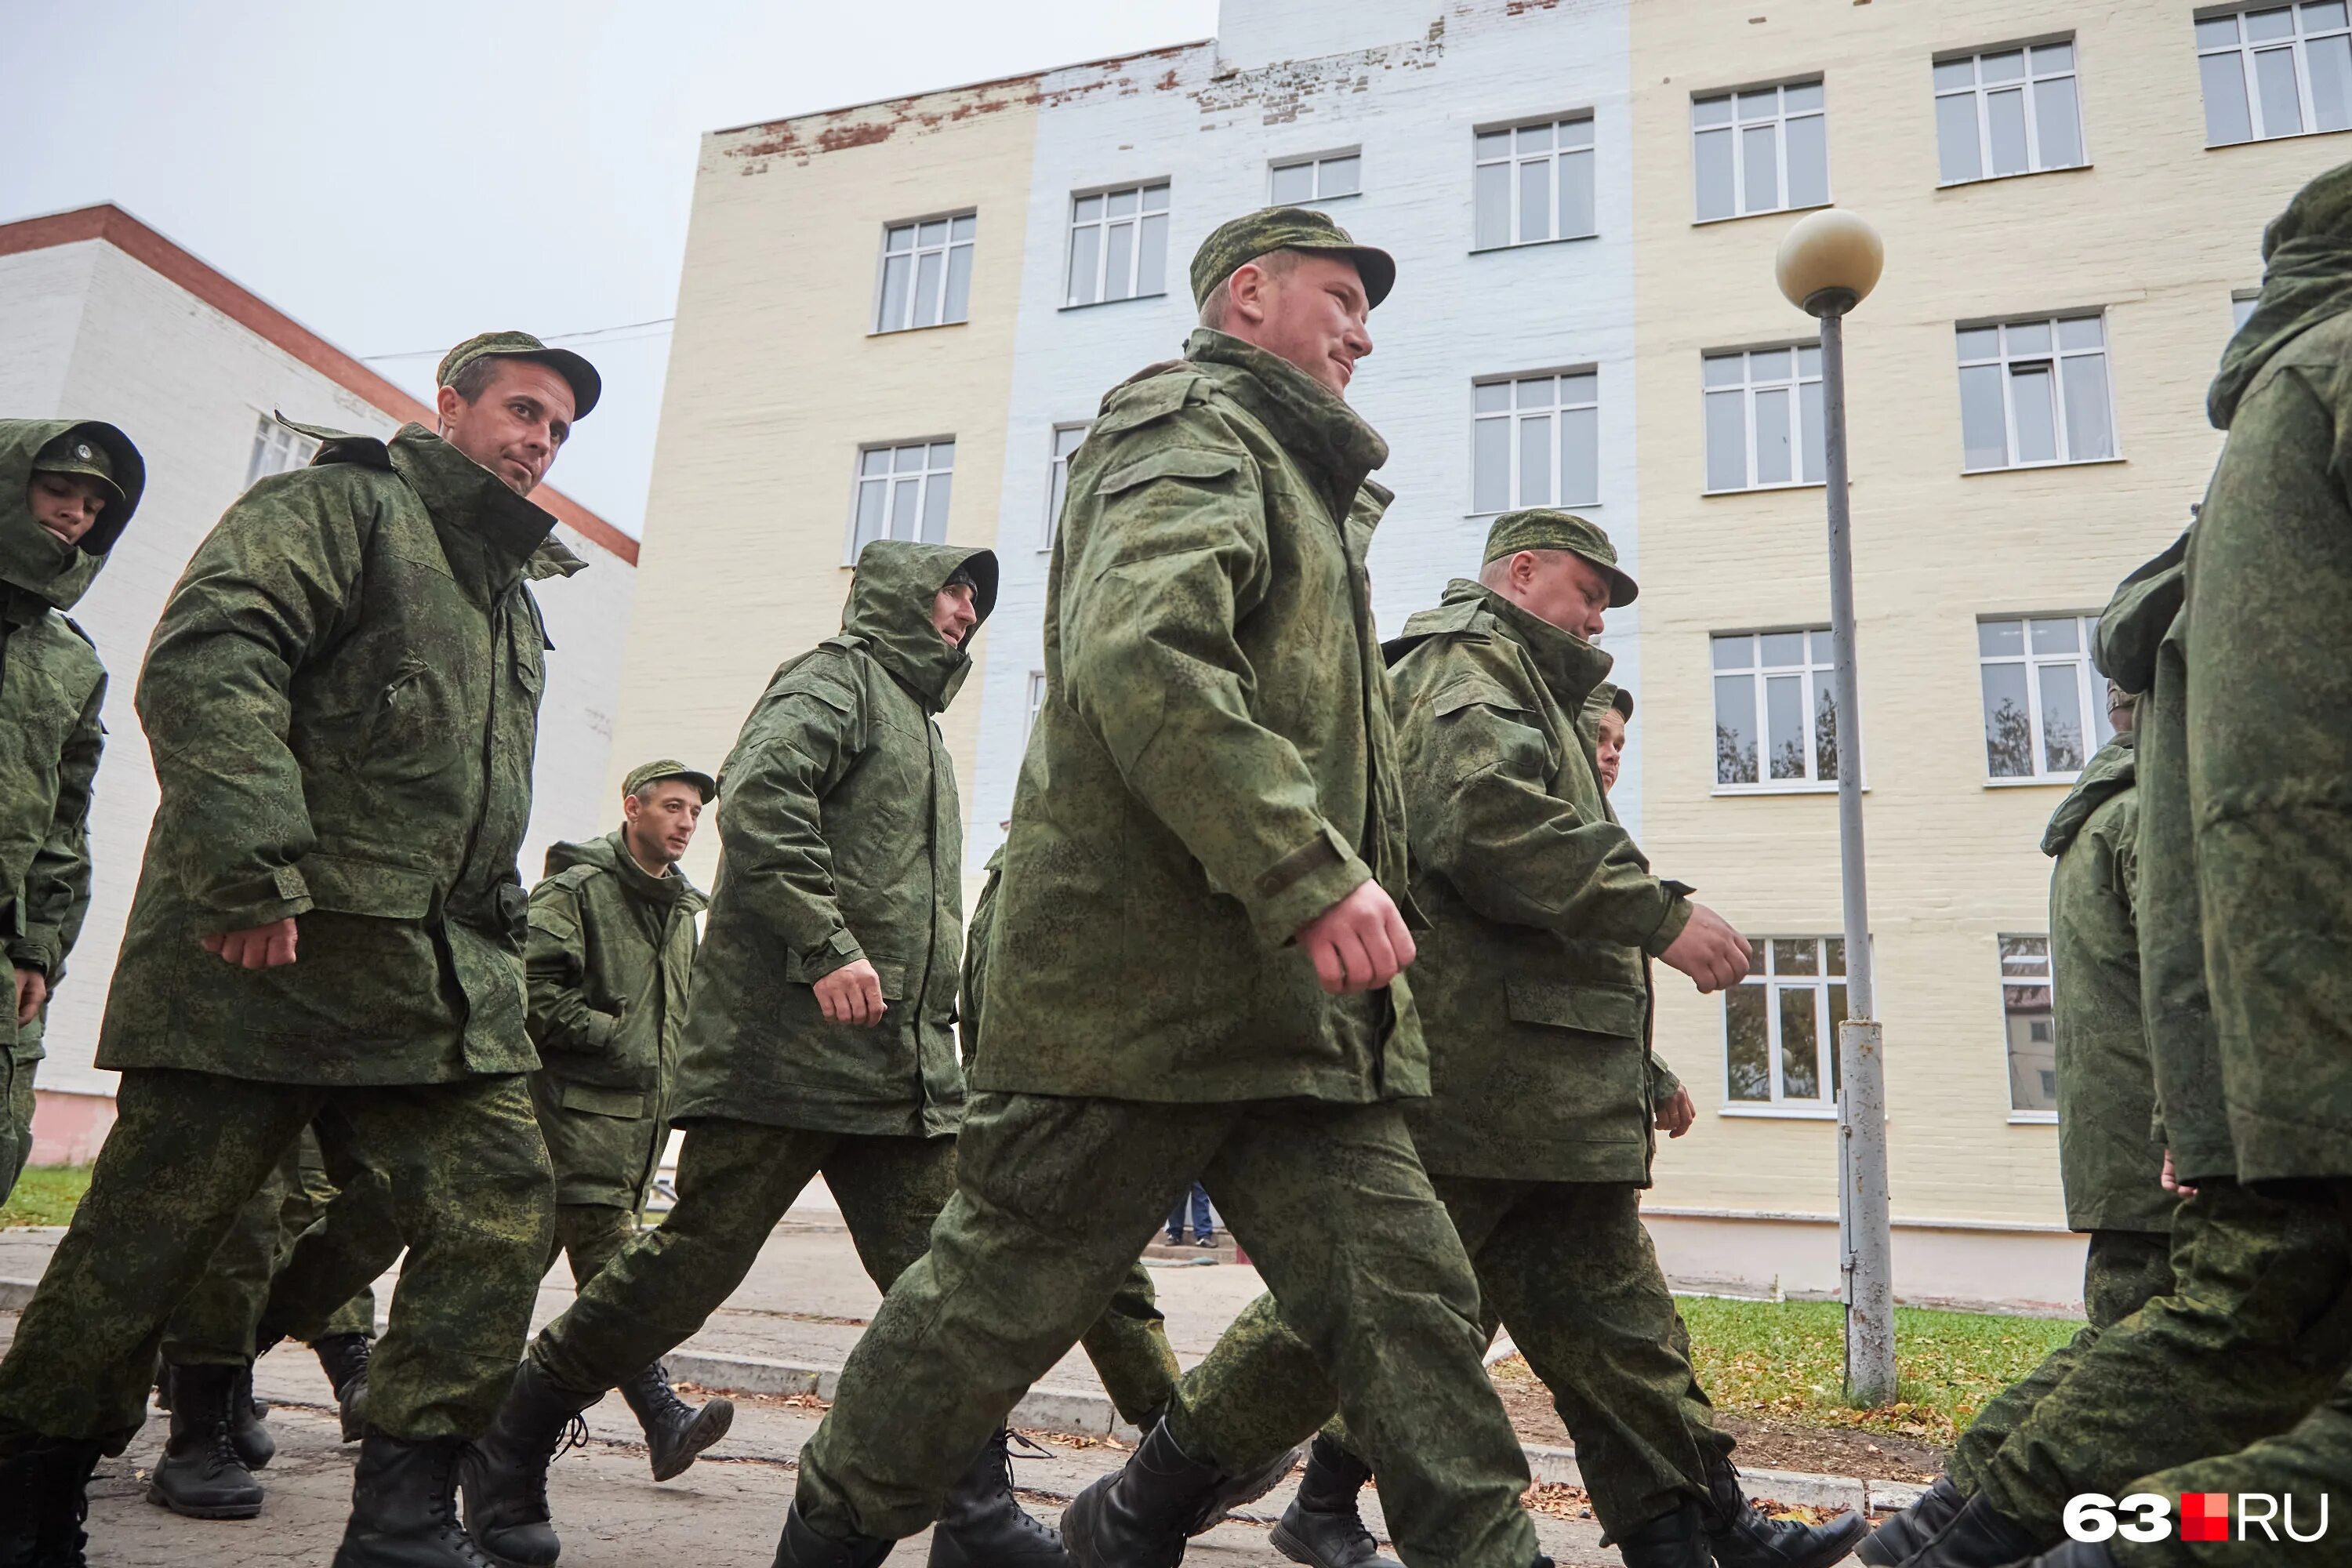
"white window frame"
1956,314,2118,472
1977,612,2114,784
872,212,976,334
1933,39,2087,185
245,415,319,489
845,438,956,563
1063,180,1171,309
1470,369,1600,514
2197,4,2352,146
1691,78,1829,222
1710,629,1842,794
1043,423,1087,551
1702,344,1825,493
1025,670,1047,739
2001,935,2059,1122
1722,936,1847,1118
1269,149,1362,204
1473,114,1597,249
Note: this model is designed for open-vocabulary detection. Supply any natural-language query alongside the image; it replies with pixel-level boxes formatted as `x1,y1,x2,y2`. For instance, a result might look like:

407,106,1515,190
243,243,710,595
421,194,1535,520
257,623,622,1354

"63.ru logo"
2065,1492,2330,1544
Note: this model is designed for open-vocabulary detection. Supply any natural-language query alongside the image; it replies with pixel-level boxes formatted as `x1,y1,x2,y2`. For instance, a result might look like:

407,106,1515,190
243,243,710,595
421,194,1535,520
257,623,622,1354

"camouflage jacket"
0,420,136,1061
969,329,1421,1104
96,422,581,1085
2043,734,2168,1232
667,541,988,1138
1385,580,1691,1183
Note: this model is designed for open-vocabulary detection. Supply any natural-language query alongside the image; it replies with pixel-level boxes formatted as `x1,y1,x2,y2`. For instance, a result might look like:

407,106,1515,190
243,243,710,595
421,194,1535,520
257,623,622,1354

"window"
1472,372,1599,513
245,416,318,489
1957,314,2115,471
1693,81,1828,221
1474,117,1596,249
2198,5,2352,146
1725,937,1847,1111
1933,42,2085,183
848,440,955,559
2001,936,2058,1115
1712,630,1841,790
1271,151,1361,204
1978,614,2115,781
874,215,976,333
2233,289,2262,331
1044,423,1087,548
1025,671,1047,739
1065,183,1170,308
1704,345,1825,492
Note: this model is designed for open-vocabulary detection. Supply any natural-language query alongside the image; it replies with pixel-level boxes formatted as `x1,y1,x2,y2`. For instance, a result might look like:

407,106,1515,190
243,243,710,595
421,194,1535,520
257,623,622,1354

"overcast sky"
1,0,1220,535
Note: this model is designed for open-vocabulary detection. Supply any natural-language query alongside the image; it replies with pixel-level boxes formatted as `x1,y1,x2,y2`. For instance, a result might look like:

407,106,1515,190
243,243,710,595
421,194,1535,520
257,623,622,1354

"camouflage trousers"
0,1067,551,1454
1973,1178,2352,1541
0,1049,32,1200
793,1092,1537,1568
2111,1370,2352,1564
1168,1176,1730,1538
1947,1228,2176,1497
549,1200,639,1288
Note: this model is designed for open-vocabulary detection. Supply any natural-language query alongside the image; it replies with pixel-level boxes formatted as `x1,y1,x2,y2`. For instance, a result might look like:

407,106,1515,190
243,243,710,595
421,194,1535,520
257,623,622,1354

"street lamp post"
1776,209,1896,1407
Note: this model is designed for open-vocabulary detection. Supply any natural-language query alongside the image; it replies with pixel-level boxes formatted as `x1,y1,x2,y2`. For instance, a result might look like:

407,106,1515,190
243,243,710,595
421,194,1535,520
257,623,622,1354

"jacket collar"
1408,578,1613,710
2042,731,2136,857
1182,329,1388,514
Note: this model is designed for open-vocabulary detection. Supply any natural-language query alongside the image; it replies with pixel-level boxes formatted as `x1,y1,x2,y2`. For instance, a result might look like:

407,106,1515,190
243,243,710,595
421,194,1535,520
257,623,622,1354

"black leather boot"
1269,1434,1398,1568
1857,1476,1963,1567
1060,1417,1230,1568
230,1363,276,1471
2,1436,104,1568
1614,1499,1713,1568
927,1428,1069,1568
615,1360,734,1483
147,1363,267,1519
457,1359,598,1568
771,1503,893,1568
333,1433,499,1567
316,1333,374,1444
1901,1495,2044,1568
1702,1454,1866,1568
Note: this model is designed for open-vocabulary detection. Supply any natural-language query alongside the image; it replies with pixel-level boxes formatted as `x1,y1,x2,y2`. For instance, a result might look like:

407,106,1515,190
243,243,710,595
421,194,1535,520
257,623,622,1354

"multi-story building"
617,0,2347,1307
0,204,637,1162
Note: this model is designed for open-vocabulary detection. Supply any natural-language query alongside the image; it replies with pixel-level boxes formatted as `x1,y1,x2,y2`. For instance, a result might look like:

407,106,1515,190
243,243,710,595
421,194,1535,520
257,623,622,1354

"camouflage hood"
0,418,145,611
543,827,700,909
2042,730,2136,858
2212,159,2352,427
840,539,997,713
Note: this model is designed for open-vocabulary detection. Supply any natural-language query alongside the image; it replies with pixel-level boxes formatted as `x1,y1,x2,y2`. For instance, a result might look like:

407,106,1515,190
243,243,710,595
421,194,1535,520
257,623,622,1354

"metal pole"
1817,301,1897,1406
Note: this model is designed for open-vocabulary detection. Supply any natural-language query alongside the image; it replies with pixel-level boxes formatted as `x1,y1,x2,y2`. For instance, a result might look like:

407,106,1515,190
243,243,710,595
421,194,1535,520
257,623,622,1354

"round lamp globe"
1777,209,1884,314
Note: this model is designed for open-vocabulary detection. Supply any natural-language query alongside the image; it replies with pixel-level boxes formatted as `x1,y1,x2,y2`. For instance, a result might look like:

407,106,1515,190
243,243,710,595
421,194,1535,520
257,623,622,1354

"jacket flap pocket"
1098,447,1243,497
301,854,436,920
558,1082,647,1119
873,960,909,1000
1430,677,1526,719
1504,978,1644,1039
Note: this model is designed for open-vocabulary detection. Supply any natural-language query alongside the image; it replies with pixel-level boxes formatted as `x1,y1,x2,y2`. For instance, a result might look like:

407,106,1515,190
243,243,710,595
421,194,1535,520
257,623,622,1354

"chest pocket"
368,654,467,783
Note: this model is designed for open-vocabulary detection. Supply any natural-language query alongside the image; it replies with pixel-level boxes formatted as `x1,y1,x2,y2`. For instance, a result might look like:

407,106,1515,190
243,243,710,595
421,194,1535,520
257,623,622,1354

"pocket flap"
1504,978,1645,1040
301,854,436,920
557,1082,646,1119
1098,447,1243,497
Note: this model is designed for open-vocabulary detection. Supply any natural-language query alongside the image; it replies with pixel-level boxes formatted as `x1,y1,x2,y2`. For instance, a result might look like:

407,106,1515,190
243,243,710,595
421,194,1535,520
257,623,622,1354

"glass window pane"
1561,372,1598,405
1738,89,1781,119
2030,617,2079,654
2012,365,2059,463
1560,405,1599,505
1780,986,1822,1099
1056,425,1087,459
854,480,884,552
1715,676,1759,784
1519,157,1552,241
1475,162,1512,248
2308,1,2350,28
1105,187,1138,218
1559,118,1594,148
1712,634,1752,672
2248,7,2297,41
917,219,949,247
2256,45,2305,134
1957,325,2000,361
1137,212,1169,296
1516,375,1555,405
1814,679,1839,779
1517,121,1554,153
890,476,920,539
2198,16,2241,47
1784,81,1824,112
1475,381,1512,413
1987,88,2031,176
1800,379,1826,483
920,473,953,543
1142,183,1170,212
1760,630,1806,666
2007,977,2058,1112
1705,389,1749,490
2311,34,2352,129
1798,344,1822,377
1695,128,1736,220
1066,225,1100,307
1784,112,1829,206
1726,985,1772,1099
1103,221,1136,302
1476,129,1512,160
1743,123,1780,212
1473,418,1512,512
1559,149,1595,238
1828,983,1847,1096
913,250,945,327
1982,662,2034,776
878,252,912,330
1755,387,1793,485
861,448,891,477
951,214,976,241
930,440,956,468
2007,320,2053,354
1826,938,1846,975
1751,347,1792,382
1961,364,2009,468
1766,674,1806,779
2058,316,2104,350
1693,94,1733,126
1073,194,1103,223
2034,76,2083,166
2062,354,2114,462
1270,162,1314,204
1704,353,1745,390
1773,938,1817,975
1518,413,1553,505
1810,627,1840,665
1322,154,1361,195
2033,42,2076,74
1937,93,1984,183
942,242,973,324
893,443,926,472
2202,51,2256,144
2039,662,2085,772
1980,619,2024,656
1981,49,2026,81
1933,58,1976,92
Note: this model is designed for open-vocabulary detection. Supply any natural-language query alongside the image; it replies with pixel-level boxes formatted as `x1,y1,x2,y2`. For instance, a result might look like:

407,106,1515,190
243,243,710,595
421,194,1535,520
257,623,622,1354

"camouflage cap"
30,430,126,511
622,758,716,802
1482,508,1638,607
1189,206,1396,310
437,331,602,420
1581,682,1635,727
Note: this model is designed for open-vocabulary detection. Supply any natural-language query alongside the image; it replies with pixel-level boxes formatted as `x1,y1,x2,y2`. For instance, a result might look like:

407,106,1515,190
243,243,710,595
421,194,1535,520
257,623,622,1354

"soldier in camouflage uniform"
463,541,1078,1568
0,332,599,1568
764,209,1544,1568
1127,515,1861,1568
0,420,136,1201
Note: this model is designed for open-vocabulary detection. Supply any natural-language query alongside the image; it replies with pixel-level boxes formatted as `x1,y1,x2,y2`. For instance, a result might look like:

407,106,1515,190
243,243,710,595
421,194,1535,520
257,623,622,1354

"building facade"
0,205,637,1160
619,0,2347,1308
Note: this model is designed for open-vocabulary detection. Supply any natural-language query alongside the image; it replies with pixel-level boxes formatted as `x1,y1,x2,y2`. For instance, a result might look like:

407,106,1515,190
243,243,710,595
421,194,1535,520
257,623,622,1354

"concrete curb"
0,1276,34,1312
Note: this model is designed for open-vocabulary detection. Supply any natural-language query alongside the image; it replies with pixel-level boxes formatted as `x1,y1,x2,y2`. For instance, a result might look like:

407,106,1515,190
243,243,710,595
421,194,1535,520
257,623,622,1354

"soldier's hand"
1295,880,1416,995
2161,1149,2198,1198
1660,903,1751,993
1655,1086,1697,1138
13,967,45,1026
202,917,299,969
814,958,887,1026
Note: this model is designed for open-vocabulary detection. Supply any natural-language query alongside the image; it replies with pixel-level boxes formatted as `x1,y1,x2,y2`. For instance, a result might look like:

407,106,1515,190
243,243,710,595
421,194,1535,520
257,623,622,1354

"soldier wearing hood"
465,540,1079,1568
0,332,598,1568
0,419,140,1197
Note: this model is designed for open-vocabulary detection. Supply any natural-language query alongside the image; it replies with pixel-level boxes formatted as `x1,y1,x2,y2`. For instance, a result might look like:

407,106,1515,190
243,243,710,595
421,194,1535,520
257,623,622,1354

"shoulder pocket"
1504,978,1645,1040
1099,447,1244,498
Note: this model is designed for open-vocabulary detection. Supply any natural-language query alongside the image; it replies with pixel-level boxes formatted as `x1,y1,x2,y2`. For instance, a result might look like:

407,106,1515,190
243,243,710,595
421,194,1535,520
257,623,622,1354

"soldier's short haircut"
1198,249,1305,330
446,355,507,404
